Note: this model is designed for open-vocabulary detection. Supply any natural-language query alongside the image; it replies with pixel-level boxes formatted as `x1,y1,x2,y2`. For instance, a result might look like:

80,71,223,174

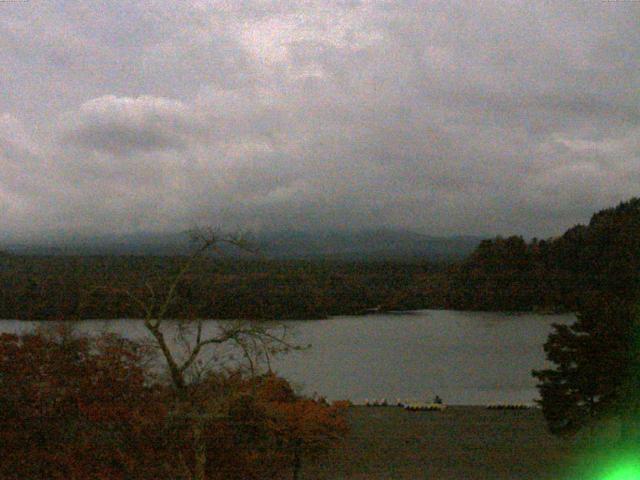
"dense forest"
0,256,443,320
440,197,640,312
1,198,639,320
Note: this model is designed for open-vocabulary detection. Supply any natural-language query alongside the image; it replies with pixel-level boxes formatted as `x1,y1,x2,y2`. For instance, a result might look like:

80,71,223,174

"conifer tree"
533,294,636,437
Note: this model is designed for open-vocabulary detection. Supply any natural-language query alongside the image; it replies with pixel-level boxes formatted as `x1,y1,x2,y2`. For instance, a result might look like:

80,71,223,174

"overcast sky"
1,0,639,241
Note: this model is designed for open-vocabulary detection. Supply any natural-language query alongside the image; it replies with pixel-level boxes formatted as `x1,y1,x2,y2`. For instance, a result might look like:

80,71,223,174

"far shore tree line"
2,199,640,321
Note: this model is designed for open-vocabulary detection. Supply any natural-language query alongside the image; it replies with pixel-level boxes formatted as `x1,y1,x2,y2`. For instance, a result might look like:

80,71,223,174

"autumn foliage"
160,371,348,479
0,328,348,479
0,326,168,479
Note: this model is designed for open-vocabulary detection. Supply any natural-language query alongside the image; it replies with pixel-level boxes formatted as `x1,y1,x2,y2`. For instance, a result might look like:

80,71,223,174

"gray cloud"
1,0,639,241
61,95,194,155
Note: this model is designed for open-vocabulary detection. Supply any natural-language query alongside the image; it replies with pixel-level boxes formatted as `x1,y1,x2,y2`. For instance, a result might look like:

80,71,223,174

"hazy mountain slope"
3,229,484,261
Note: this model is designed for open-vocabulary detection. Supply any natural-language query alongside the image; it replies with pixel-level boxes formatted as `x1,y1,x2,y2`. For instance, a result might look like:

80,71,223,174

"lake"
0,310,575,405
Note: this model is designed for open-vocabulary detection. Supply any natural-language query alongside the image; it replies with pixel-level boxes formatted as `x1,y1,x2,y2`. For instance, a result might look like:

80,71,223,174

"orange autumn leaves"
167,371,349,479
0,327,168,480
0,328,348,480
257,375,349,458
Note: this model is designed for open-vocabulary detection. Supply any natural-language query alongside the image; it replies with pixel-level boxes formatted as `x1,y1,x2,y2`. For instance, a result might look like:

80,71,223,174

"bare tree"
103,227,299,480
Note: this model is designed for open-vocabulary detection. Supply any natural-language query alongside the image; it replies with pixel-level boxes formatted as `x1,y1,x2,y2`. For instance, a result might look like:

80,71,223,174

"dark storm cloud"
0,0,638,241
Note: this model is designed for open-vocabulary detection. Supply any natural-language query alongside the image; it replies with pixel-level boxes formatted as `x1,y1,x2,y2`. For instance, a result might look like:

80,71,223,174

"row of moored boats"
363,399,533,411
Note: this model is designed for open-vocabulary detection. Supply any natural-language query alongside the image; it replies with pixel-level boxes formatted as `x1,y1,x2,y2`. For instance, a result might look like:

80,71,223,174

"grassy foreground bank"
303,406,575,480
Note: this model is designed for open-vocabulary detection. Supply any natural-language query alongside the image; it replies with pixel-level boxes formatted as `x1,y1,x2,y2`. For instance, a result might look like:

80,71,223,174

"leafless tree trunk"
106,228,296,480
193,419,207,480
292,439,302,480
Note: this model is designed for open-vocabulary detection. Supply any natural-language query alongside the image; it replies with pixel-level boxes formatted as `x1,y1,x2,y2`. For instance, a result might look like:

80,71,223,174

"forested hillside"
437,198,640,311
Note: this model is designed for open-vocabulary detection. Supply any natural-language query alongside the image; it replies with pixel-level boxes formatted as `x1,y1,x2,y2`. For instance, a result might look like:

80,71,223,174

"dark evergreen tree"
533,294,638,437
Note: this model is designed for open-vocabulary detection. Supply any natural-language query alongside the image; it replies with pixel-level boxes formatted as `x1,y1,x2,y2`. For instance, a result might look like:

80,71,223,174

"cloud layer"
1,0,639,241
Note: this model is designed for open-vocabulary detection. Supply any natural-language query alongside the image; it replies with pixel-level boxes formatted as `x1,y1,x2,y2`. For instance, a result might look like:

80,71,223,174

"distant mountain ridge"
255,230,484,260
3,229,485,261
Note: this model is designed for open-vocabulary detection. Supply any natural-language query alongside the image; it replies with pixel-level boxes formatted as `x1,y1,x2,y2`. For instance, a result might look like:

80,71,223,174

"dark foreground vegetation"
0,326,348,480
2,198,640,320
528,200,640,461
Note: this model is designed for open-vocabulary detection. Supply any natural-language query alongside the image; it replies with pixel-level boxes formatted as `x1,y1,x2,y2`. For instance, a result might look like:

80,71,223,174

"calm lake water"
0,310,575,405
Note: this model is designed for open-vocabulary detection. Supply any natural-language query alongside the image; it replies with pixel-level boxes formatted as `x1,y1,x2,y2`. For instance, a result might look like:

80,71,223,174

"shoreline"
303,405,572,479
0,307,576,322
